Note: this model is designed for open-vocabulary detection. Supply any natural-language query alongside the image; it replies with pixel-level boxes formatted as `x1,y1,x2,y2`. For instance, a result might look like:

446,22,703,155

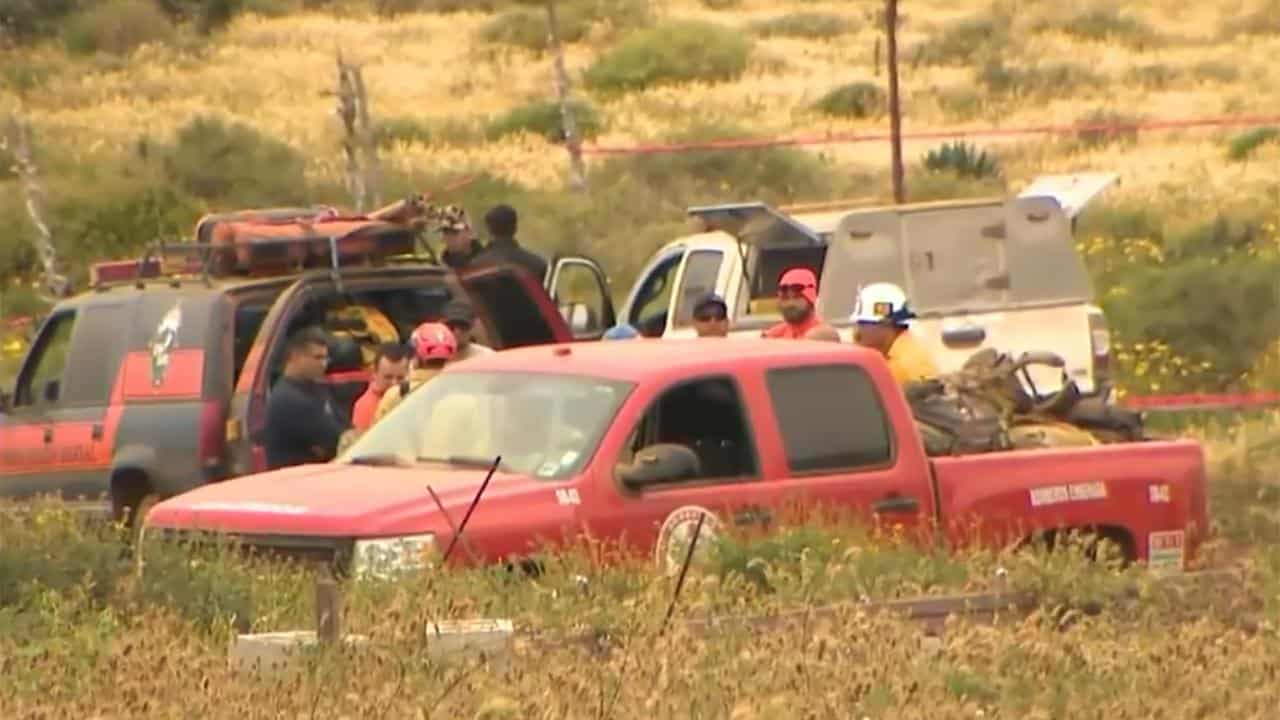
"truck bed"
929,439,1208,561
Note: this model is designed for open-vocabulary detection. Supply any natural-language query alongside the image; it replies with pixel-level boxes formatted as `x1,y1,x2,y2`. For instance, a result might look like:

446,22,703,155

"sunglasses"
777,283,812,297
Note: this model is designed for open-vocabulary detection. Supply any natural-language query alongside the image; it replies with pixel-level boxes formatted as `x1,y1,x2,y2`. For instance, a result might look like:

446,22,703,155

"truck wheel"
111,471,159,543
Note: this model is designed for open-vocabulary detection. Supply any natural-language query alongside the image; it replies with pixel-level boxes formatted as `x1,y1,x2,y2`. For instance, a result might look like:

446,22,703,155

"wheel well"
110,469,153,522
1022,525,1137,564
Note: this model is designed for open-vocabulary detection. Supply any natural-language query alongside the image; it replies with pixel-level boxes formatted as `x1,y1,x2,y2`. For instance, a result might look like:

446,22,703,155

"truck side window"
623,376,759,482
61,303,132,406
13,311,77,408
671,250,723,328
766,364,893,473
628,252,682,335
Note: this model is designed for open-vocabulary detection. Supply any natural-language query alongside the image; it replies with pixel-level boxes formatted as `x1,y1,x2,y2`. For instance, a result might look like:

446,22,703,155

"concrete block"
230,619,515,675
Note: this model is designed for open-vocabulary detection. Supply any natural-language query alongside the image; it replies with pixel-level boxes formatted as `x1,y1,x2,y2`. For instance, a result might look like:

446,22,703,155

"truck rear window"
765,364,893,473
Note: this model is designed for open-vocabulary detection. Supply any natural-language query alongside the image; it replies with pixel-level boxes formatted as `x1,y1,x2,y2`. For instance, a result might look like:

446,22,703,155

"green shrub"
905,169,1005,202
1074,109,1141,148
480,7,571,51
479,0,651,51
0,500,128,608
812,81,885,118
156,0,244,33
486,99,603,142
914,15,1012,66
583,20,753,94
751,12,851,39
1193,60,1241,83
976,58,1102,100
1219,0,1280,38
62,0,176,55
0,0,80,44
160,115,308,208
936,87,987,120
922,141,1001,179
1126,63,1182,90
1035,7,1158,47
1227,127,1280,162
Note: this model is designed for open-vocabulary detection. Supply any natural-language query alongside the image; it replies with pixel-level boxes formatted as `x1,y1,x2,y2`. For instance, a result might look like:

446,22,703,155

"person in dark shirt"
263,326,349,470
471,204,549,285
437,204,484,271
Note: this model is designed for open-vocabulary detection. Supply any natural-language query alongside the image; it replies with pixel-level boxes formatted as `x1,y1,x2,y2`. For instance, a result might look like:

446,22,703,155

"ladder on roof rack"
90,231,441,289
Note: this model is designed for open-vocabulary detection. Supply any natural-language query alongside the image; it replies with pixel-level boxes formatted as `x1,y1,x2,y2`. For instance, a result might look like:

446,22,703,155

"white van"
613,173,1119,398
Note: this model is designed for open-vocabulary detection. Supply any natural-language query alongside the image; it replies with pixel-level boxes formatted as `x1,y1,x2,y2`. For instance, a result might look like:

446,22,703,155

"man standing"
350,341,410,432
441,298,494,362
471,204,549,284
438,205,484,271
373,322,457,424
850,282,940,385
691,293,730,338
263,327,349,470
762,267,835,339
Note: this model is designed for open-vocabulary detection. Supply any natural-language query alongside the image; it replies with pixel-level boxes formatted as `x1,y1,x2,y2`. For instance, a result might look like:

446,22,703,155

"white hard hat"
851,282,913,326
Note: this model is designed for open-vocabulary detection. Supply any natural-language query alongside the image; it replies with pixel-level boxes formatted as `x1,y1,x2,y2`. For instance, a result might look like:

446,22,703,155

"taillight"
198,400,228,472
1088,310,1111,384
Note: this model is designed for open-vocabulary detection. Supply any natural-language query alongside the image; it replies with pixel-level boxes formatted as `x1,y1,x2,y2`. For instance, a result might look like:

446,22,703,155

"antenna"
439,456,502,564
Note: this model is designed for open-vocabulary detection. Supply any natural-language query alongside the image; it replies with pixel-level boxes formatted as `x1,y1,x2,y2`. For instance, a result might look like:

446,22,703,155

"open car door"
1017,171,1119,224
226,265,573,477
545,254,615,340
686,203,827,324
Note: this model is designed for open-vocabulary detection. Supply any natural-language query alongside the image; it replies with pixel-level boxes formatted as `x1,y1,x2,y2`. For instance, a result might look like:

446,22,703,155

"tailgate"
931,440,1207,566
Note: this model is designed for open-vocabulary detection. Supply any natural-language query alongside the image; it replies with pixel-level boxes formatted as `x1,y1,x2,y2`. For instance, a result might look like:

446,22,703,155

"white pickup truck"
602,172,1120,397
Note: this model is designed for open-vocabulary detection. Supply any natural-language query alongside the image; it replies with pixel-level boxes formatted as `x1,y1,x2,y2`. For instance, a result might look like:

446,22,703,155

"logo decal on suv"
149,303,183,387
654,505,721,576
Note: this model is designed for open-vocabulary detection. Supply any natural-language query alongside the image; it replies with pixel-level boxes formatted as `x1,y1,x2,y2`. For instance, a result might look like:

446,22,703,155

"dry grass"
3,421,1280,717
0,0,1276,201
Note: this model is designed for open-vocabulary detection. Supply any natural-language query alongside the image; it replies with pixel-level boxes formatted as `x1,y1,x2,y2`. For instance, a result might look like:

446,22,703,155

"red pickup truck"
143,340,1209,576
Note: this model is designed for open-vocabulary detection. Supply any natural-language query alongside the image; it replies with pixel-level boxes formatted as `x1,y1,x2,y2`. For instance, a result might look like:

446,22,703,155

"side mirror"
617,443,702,491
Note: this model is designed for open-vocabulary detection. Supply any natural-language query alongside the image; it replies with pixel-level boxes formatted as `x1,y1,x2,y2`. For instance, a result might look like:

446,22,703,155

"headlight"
351,533,437,580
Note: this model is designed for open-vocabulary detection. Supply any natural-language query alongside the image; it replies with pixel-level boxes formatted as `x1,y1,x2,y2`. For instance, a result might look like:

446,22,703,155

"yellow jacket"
886,331,940,385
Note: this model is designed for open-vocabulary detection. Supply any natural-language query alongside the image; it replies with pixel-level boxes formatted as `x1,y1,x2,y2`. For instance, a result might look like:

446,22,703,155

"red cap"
778,267,818,305
410,322,456,361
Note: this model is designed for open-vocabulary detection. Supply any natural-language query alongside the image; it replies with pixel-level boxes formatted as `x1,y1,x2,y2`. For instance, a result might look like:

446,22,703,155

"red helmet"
410,322,456,361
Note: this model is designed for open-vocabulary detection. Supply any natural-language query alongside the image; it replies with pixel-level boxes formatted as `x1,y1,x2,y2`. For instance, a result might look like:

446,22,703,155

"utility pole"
885,0,906,203
546,0,587,192
5,114,68,300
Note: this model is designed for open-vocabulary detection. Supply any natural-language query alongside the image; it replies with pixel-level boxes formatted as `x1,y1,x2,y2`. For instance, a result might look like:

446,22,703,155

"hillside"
3,0,1280,391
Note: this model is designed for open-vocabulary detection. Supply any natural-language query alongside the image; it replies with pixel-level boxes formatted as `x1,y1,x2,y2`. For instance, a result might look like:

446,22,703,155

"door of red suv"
225,264,573,477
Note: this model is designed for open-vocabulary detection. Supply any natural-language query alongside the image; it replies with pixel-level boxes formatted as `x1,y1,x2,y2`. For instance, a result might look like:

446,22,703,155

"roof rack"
88,226,441,292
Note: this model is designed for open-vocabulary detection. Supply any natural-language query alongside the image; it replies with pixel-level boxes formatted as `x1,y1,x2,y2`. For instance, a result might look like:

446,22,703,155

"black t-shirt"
471,237,549,285
263,377,348,470
441,239,484,271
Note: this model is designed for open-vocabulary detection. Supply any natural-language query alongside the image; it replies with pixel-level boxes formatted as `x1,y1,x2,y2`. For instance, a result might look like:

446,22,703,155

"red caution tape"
1122,392,1280,411
582,113,1280,156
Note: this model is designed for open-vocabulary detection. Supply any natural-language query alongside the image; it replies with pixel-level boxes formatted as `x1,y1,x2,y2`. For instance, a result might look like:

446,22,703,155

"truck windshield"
341,371,635,480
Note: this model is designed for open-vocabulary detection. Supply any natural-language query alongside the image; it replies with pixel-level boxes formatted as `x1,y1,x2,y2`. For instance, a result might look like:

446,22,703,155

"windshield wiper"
346,454,411,467
417,455,505,471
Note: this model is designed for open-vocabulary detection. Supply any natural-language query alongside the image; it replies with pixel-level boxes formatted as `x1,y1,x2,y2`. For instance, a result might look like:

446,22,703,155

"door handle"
873,494,919,514
43,427,54,444
91,424,104,441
